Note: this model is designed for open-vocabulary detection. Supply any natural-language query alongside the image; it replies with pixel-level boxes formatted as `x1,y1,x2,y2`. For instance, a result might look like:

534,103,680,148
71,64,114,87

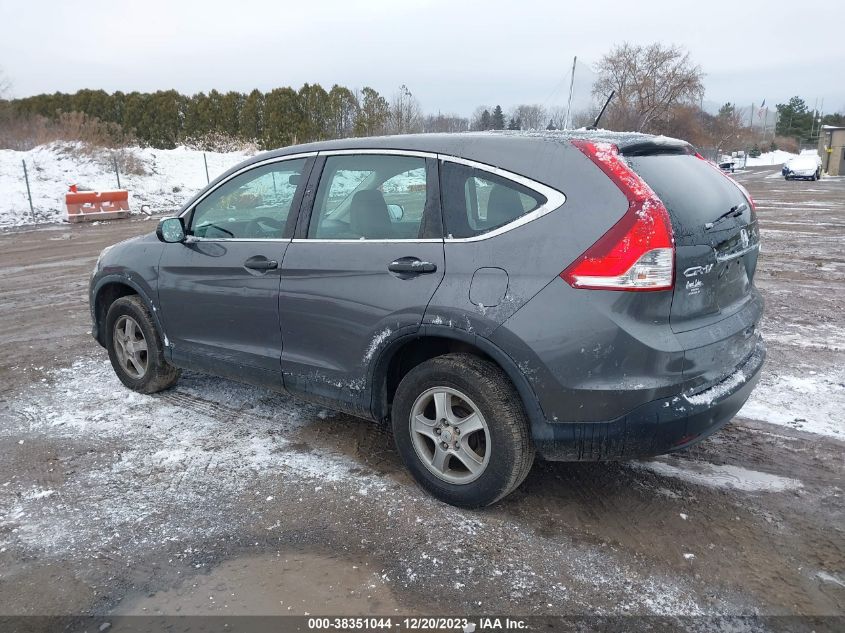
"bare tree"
593,42,704,132
510,104,547,130
423,112,469,133
389,84,423,134
708,102,746,152
546,106,568,130
470,106,492,131
570,108,598,129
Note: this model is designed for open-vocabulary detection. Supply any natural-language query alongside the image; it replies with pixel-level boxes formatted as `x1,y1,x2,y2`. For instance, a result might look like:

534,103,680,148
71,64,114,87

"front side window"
308,154,429,240
190,158,308,239
440,161,546,239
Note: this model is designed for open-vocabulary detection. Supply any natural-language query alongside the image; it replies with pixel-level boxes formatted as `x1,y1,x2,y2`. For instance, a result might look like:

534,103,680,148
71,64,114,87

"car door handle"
244,256,278,271
388,257,437,275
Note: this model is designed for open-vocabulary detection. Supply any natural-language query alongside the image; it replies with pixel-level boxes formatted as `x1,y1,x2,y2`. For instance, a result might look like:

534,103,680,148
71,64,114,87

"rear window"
626,154,747,236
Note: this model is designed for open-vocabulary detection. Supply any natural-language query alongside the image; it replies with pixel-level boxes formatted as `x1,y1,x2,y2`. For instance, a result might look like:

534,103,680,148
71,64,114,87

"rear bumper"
533,336,765,461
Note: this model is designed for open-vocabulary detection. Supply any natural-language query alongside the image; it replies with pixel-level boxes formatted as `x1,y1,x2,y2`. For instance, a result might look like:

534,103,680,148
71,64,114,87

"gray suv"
90,131,765,507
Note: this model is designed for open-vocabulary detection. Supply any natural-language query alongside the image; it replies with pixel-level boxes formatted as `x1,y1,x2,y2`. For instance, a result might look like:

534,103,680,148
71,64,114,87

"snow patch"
23,489,55,500
740,371,845,440
637,460,803,492
746,150,798,167
1,142,253,228
816,571,845,588
683,368,747,406
363,328,392,363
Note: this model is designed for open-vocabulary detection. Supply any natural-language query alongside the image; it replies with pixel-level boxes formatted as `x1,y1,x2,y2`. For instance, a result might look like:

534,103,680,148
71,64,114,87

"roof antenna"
587,90,615,130
564,56,577,130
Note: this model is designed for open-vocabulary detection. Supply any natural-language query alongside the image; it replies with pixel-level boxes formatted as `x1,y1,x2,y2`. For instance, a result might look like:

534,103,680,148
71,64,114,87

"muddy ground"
0,167,842,631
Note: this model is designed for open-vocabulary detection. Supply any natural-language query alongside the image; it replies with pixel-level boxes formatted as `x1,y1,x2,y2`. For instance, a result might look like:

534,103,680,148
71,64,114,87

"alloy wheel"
409,386,491,484
112,315,148,379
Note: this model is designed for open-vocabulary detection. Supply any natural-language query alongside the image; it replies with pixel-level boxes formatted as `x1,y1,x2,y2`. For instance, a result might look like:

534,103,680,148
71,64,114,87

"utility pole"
817,98,825,144
810,97,819,141
564,56,577,130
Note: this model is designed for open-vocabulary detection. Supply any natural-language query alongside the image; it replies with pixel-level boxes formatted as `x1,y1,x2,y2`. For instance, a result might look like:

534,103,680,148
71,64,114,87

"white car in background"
783,154,822,181
719,151,746,173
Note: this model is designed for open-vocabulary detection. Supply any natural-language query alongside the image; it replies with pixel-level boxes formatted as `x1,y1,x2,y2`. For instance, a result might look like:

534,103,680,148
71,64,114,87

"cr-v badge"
683,264,714,278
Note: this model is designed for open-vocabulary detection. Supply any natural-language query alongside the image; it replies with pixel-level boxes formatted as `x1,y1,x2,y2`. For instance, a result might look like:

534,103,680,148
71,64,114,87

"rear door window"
440,161,545,239
308,154,430,240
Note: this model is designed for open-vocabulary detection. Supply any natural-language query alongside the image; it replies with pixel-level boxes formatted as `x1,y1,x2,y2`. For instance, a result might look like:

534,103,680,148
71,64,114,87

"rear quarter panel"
424,141,630,338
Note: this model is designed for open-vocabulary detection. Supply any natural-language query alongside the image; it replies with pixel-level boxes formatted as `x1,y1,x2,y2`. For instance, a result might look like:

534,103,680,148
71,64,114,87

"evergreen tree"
354,87,389,136
146,90,184,148
507,116,521,130
775,96,813,141
239,89,264,141
263,87,303,148
491,105,505,130
122,92,151,141
204,89,224,132
111,91,126,127
328,85,359,138
480,109,491,130
183,92,209,137
822,112,845,127
219,91,243,139
298,83,331,142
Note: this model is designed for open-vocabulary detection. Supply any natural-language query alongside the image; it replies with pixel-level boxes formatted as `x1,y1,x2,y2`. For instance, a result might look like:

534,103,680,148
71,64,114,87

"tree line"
3,44,843,153
5,84,398,149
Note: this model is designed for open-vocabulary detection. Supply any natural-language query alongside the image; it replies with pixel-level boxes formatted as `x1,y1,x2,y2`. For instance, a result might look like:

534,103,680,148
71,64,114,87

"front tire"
106,296,180,394
391,353,534,508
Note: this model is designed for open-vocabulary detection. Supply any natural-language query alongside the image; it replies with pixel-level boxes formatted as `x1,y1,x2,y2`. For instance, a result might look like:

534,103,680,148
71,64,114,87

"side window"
441,161,546,239
308,154,428,240
190,158,307,239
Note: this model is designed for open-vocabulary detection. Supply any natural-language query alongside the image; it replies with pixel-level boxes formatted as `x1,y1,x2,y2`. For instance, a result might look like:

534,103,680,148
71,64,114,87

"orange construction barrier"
66,186,130,223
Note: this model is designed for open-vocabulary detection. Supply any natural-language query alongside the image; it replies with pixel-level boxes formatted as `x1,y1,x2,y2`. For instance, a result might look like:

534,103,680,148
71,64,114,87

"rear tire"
106,296,180,394
391,353,534,508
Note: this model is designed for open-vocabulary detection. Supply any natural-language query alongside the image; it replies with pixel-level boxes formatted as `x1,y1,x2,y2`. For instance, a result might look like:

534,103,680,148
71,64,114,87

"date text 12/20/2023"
306,616,528,631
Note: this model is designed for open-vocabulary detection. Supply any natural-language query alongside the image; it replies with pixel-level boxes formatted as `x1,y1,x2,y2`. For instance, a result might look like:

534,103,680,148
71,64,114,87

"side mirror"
156,217,186,243
387,204,404,221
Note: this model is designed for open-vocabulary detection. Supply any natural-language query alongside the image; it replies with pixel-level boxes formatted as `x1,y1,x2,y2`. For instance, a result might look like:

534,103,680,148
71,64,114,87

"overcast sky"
2,0,843,116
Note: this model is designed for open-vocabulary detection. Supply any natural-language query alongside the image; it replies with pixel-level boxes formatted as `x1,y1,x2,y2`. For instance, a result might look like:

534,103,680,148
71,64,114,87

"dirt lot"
0,167,843,631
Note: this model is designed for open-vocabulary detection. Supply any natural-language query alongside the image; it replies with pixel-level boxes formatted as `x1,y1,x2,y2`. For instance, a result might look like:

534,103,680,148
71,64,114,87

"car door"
157,155,314,387
278,151,445,414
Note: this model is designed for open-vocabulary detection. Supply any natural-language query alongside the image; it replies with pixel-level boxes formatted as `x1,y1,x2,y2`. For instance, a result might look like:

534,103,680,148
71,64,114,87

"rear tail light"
694,152,757,220
561,140,675,291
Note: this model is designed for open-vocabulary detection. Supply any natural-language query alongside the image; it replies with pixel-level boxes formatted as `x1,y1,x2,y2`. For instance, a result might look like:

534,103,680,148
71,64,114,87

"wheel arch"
91,275,166,349
369,326,545,434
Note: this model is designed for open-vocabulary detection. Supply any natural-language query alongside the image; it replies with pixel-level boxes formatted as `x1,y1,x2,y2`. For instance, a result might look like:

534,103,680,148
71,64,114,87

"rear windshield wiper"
705,203,747,231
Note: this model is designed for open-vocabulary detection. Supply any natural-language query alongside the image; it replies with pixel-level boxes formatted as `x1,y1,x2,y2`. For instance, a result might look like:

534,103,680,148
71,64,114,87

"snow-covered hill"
0,143,254,228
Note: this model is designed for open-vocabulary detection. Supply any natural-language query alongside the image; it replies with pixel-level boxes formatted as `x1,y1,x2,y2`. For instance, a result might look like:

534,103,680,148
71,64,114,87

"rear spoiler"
618,139,693,157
